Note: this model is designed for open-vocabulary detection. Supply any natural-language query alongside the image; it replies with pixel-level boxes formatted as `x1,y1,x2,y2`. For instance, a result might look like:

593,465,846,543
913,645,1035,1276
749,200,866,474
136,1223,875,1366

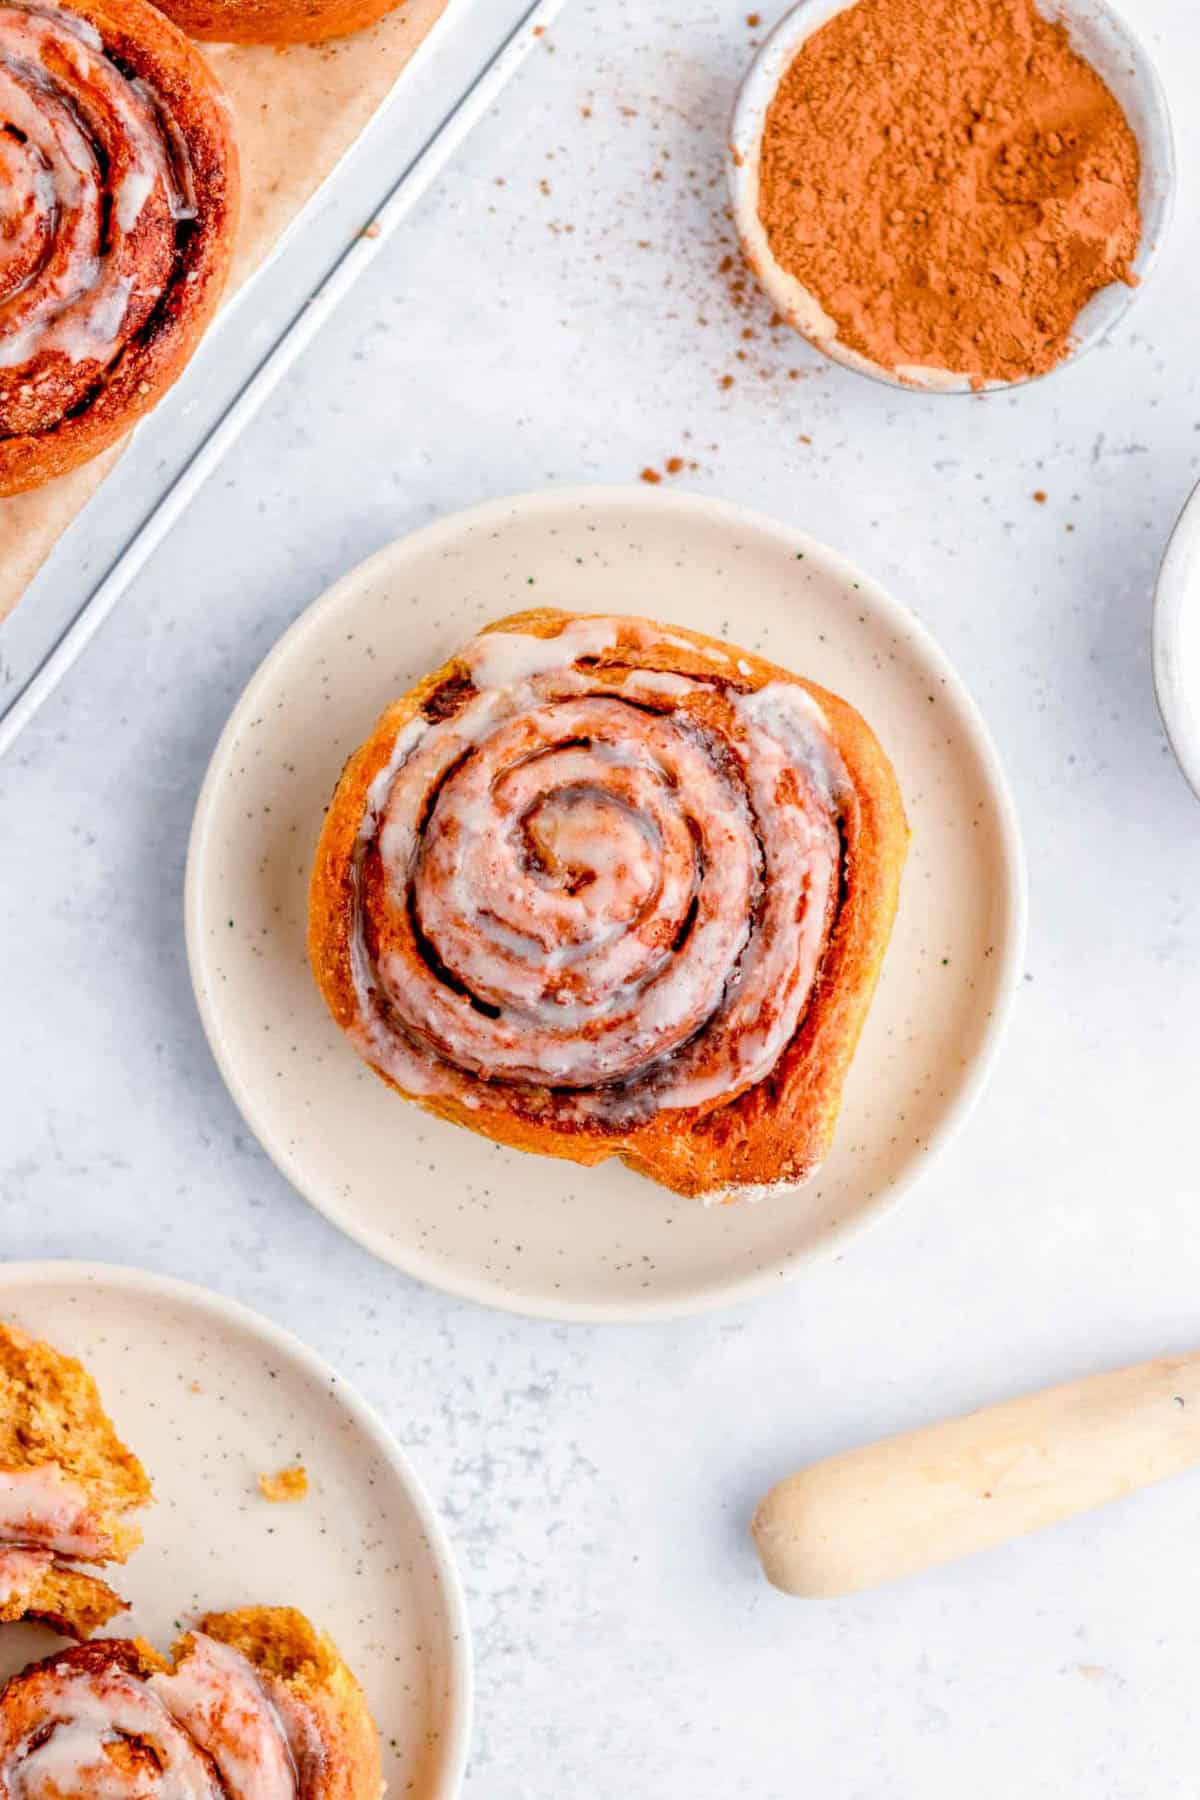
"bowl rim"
728,0,1177,395
1153,479,1200,803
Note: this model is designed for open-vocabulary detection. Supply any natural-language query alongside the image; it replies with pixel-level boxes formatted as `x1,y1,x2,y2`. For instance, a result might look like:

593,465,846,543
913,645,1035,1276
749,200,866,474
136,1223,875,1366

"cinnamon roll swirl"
0,0,238,495
0,1322,150,1637
0,1608,382,1800
309,609,910,1201
149,0,410,46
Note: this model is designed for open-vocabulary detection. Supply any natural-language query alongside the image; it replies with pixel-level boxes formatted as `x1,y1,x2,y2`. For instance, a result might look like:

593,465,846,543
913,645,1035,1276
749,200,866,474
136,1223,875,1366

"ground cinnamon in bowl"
745,0,1145,389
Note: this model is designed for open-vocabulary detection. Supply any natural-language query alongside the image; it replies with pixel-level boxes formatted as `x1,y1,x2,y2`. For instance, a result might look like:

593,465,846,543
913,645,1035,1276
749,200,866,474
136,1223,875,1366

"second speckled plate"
186,486,1026,1323
0,1263,471,1797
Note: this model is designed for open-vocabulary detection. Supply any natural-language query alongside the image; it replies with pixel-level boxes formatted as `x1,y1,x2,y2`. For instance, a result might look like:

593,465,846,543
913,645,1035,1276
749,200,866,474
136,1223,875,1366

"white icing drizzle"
737,681,841,806
620,668,693,700
115,166,155,232
150,1636,297,1800
0,1638,304,1800
0,1463,113,1559
2,1663,222,1800
259,1681,330,1798
0,1544,53,1609
86,275,135,348
658,631,729,665
0,2,196,403
344,616,849,1128
466,616,616,689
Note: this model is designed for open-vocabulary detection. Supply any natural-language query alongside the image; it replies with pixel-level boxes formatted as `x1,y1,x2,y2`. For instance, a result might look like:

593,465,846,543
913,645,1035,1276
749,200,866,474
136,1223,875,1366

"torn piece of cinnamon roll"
0,1608,382,1800
0,1322,151,1637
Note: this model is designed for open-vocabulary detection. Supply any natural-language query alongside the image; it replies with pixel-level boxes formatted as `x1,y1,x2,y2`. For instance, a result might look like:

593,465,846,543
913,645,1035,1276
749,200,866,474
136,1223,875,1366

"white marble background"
4,1,1200,1792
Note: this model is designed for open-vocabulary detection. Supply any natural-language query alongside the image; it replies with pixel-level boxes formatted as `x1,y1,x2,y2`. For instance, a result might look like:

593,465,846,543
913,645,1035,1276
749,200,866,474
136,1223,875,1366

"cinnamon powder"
756,0,1142,386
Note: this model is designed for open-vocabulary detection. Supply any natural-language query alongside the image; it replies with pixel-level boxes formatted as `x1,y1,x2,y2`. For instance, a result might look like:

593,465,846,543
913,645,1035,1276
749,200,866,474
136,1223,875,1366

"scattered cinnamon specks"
558,66,825,402
1033,490,1048,503
640,457,695,483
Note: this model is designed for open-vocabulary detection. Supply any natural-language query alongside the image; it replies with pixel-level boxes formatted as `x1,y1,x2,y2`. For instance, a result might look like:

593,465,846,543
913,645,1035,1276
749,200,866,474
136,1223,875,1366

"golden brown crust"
152,0,405,44
2,1634,160,1688
308,606,910,1200
0,1322,152,1560
3,1563,128,1640
200,1607,382,1800
0,0,239,496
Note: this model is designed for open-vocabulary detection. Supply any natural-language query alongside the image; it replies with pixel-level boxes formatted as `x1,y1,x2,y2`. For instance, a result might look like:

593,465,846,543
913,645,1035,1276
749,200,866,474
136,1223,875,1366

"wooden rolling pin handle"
752,1352,1200,1597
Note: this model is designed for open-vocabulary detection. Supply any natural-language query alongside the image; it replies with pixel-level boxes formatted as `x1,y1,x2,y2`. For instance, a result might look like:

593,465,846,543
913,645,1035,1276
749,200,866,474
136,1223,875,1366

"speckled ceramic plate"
0,1262,472,1797
186,486,1026,1322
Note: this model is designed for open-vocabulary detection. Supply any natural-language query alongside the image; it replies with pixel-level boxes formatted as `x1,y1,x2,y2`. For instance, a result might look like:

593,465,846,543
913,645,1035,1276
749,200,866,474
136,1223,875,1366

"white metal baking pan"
0,0,567,757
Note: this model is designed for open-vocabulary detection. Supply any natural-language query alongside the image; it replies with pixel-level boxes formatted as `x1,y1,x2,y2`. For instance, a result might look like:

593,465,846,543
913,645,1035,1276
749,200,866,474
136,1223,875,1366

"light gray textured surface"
3,1,1200,1793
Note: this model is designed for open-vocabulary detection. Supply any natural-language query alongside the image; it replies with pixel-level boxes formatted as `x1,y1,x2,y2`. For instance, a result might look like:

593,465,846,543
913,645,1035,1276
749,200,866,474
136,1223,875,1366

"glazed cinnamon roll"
149,0,409,45
0,1322,151,1637
0,0,238,495
309,609,910,1201
0,1608,382,1800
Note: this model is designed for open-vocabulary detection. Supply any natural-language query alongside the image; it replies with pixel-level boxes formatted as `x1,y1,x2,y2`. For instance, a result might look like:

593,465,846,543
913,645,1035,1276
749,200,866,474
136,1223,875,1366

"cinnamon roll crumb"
257,1465,308,1504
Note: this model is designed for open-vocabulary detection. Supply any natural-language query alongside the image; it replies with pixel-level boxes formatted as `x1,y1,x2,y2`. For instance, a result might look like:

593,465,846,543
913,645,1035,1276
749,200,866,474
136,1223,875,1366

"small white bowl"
729,0,1175,393
1154,481,1200,803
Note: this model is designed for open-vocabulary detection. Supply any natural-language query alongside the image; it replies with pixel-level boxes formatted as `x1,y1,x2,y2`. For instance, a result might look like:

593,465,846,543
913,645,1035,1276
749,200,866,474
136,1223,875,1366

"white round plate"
0,1262,471,1799
187,485,1026,1323
1154,478,1200,802
730,0,1175,393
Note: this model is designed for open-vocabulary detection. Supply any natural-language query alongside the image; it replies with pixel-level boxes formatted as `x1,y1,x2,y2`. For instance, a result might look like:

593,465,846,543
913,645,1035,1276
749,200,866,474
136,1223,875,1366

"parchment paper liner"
0,0,448,622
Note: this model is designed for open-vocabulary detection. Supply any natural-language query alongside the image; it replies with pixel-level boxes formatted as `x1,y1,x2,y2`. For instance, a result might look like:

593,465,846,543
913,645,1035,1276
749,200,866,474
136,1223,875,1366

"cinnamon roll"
0,1322,151,1637
0,1608,382,1800
0,0,238,496
148,0,409,45
308,608,910,1201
